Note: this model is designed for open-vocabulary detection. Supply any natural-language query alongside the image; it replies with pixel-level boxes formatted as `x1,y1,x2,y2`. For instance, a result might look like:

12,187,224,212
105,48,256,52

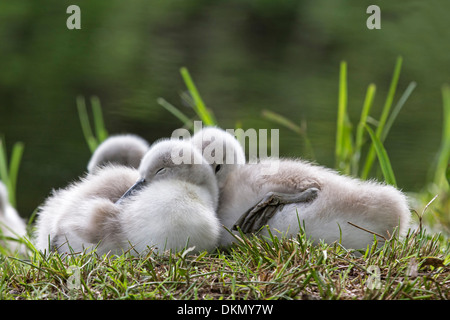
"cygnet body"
87,134,149,173
34,165,140,255
36,133,149,254
192,127,411,250
0,181,27,253
35,139,220,256
117,139,221,255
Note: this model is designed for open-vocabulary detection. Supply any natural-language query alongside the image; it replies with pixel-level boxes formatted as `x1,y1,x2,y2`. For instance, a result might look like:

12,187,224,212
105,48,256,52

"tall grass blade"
335,61,353,174
446,163,450,185
7,142,24,207
0,138,9,186
77,95,97,153
262,109,315,158
365,124,397,186
336,61,348,170
77,95,109,154
382,81,416,142
262,110,304,135
0,138,24,207
157,97,194,129
362,56,403,179
434,84,450,190
90,96,108,144
378,56,403,138
180,67,216,126
353,83,376,176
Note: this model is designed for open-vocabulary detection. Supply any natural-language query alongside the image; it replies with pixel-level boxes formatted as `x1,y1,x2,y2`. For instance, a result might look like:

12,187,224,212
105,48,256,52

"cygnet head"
87,134,149,173
191,127,245,190
117,139,218,205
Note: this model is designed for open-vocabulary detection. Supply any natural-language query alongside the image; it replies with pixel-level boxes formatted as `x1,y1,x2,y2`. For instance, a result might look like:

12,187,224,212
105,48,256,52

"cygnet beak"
115,178,146,204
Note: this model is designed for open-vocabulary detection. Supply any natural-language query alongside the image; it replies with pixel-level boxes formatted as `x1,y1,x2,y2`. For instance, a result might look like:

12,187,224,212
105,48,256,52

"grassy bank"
1,226,449,300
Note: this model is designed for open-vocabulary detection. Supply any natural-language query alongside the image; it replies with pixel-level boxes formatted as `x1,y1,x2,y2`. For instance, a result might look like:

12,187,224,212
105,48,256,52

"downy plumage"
35,139,221,256
192,127,411,250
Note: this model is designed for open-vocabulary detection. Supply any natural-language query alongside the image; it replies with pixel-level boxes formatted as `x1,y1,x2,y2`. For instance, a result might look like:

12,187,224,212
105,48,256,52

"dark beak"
115,178,146,204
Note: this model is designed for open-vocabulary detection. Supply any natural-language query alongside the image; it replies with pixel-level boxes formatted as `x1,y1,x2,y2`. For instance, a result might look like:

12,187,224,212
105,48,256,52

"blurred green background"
0,0,449,218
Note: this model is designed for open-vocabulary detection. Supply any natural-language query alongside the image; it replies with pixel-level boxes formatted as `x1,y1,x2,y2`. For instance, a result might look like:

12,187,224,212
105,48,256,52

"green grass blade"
0,138,10,198
361,56,403,179
0,138,13,205
365,124,397,186
353,83,376,176
8,142,24,207
0,138,24,207
336,61,348,170
342,114,354,174
262,110,304,135
90,96,108,144
434,84,450,190
157,97,194,129
382,81,416,142
179,67,216,126
335,61,353,174
378,56,403,137
262,109,315,158
77,95,98,153
446,163,450,185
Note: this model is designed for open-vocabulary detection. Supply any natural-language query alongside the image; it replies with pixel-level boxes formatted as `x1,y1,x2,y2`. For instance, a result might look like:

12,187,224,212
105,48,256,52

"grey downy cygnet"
87,134,149,174
34,164,140,255
191,127,411,250
0,181,27,254
35,139,221,256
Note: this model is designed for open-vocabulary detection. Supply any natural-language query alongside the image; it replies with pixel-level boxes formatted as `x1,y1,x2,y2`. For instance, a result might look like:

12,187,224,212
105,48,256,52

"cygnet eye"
155,168,166,175
215,164,222,174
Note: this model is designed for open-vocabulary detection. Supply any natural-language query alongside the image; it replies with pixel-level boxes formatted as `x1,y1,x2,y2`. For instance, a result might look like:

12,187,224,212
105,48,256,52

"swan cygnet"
116,139,221,255
0,181,27,253
192,127,411,251
87,134,149,174
191,127,317,245
35,139,221,256
34,165,141,255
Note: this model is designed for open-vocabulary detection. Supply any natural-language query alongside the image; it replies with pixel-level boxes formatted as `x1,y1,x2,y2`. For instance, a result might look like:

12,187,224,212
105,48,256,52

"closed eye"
155,168,166,175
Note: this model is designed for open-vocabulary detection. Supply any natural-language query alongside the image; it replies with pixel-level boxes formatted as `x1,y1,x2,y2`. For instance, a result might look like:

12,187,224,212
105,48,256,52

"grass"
0,136,24,208
365,124,397,187
334,56,405,182
77,95,108,153
419,85,450,232
434,85,450,191
360,56,403,180
262,57,413,186
1,227,449,300
1,60,449,301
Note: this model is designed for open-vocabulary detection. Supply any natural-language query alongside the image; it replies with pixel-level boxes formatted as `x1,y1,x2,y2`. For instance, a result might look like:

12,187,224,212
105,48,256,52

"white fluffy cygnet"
87,134,149,174
0,181,27,253
34,165,140,255
35,139,221,256
117,139,221,255
192,127,412,250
